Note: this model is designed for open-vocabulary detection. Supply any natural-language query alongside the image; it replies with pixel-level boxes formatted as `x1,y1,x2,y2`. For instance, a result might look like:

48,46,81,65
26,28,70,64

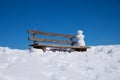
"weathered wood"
70,38,74,46
33,33,38,45
30,44,90,49
32,45,46,52
27,29,90,52
28,37,73,44
30,44,90,52
27,30,76,38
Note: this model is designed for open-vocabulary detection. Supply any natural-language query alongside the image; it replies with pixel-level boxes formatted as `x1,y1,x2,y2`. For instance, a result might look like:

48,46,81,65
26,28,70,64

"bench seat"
29,44,90,52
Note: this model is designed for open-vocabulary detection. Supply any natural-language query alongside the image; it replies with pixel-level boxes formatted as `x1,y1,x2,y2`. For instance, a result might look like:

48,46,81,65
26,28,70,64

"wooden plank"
28,37,73,44
27,30,76,38
30,44,90,49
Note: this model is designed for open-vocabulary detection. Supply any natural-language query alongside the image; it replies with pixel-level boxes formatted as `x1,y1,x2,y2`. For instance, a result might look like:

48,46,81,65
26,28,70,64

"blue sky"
0,0,120,49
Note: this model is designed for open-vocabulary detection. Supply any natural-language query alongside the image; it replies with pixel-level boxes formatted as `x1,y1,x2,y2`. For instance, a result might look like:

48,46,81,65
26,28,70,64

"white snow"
0,45,120,80
76,30,85,46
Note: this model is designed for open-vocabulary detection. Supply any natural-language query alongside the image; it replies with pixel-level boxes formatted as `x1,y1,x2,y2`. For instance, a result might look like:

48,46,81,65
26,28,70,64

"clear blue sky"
0,0,120,49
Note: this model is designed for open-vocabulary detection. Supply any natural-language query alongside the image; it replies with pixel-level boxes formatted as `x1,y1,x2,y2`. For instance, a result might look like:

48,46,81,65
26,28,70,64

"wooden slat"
27,30,75,38
28,37,73,44
30,44,90,52
30,44,90,49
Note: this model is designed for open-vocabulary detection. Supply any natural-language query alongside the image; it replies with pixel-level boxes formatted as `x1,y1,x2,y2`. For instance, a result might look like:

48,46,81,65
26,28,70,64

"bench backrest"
27,30,77,46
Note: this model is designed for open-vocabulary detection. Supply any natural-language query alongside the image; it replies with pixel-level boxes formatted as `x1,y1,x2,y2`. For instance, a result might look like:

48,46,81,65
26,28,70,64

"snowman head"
77,30,83,34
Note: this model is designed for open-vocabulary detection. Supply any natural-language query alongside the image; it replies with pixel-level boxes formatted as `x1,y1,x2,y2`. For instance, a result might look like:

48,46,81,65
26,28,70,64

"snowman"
76,30,85,46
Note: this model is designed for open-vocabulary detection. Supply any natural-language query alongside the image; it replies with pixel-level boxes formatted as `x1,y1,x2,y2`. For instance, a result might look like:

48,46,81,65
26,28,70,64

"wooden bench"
27,30,90,52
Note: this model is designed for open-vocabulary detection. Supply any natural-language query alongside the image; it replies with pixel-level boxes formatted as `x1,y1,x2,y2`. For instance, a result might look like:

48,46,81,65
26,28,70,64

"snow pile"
0,45,120,80
76,30,85,46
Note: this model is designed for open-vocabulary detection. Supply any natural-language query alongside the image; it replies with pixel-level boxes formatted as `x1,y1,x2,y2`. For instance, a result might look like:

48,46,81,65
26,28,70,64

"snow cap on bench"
76,30,85,46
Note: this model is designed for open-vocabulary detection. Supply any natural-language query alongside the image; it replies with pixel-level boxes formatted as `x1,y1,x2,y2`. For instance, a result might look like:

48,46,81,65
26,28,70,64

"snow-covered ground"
0,45,120,80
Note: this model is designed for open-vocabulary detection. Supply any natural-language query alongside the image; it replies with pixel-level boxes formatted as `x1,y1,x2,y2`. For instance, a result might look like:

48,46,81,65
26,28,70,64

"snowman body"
76,30,85,46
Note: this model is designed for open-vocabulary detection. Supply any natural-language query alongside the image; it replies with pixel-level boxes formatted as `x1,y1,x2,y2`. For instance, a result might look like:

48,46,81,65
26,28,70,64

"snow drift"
0,45,120,80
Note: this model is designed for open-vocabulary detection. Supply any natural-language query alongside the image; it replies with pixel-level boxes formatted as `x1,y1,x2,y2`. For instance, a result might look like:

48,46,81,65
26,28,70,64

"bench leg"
33,45,46,52
42,46,46,52
72,48,87,52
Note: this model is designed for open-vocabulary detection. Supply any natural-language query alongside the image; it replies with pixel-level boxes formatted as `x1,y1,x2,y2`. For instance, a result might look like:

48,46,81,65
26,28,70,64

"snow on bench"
27,30,90,52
